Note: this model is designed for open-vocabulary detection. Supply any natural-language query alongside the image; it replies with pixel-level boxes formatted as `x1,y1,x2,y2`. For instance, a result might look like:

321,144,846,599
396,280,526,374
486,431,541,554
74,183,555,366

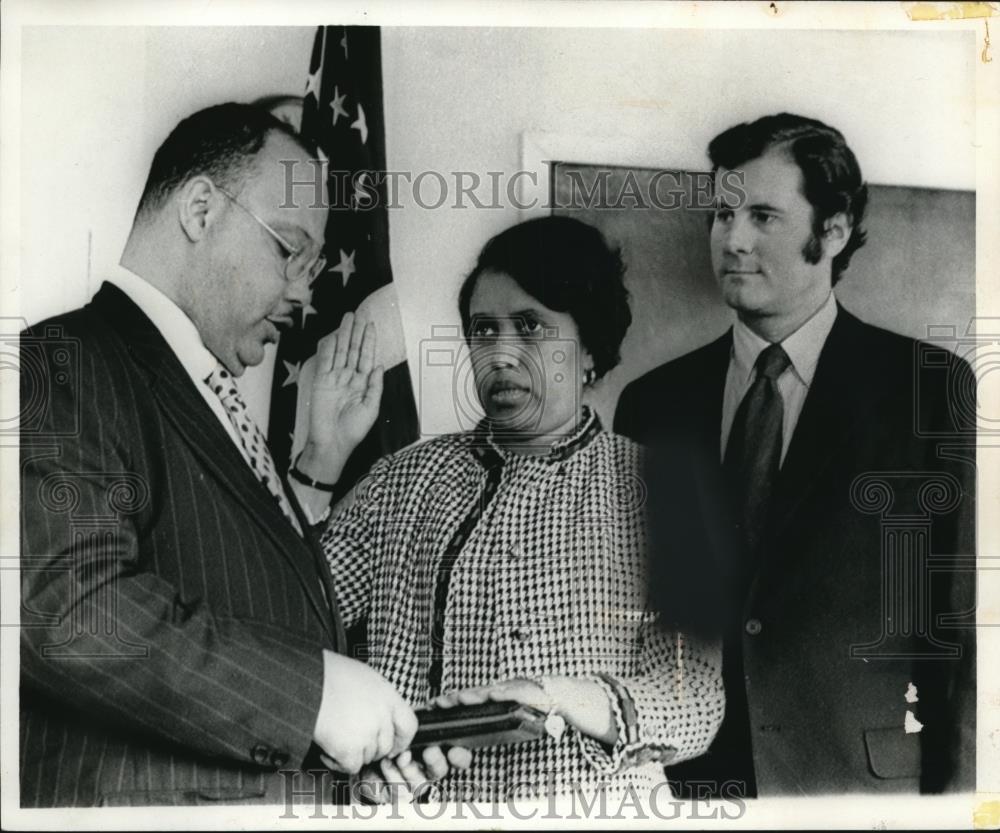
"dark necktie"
699,342,791,799
723,342,791,557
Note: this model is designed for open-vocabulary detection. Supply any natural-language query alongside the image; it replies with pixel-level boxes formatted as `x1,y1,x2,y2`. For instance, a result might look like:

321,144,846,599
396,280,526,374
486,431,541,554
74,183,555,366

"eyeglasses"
216,186,327,284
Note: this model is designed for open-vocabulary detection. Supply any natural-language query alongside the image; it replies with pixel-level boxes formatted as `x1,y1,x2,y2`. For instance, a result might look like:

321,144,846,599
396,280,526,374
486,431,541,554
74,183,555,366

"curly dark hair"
134,102,316,219
708,112,869,285
458,216,632,380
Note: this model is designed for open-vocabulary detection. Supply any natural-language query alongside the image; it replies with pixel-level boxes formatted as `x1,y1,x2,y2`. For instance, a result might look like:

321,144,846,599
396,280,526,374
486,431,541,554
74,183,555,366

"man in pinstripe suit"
19,103,423,807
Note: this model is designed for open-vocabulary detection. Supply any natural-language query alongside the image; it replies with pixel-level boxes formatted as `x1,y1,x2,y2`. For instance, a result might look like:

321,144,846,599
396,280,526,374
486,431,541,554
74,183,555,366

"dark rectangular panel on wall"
551,163,975,428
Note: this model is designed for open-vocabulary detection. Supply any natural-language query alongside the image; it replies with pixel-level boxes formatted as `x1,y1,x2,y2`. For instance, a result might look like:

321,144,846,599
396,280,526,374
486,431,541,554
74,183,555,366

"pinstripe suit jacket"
20,283,346,807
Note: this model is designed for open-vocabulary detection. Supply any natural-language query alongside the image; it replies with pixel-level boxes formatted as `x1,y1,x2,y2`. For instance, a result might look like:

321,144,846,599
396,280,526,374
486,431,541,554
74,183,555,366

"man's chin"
720,281,769,316
233,343,268,375
220,359,246,377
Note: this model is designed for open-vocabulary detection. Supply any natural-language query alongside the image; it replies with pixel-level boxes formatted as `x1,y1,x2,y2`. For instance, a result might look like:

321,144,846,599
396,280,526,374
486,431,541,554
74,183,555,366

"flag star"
340,32,349,59
331,249,356,286
304,67,321,100
351,104,368,144
329,86,348,125
282,360,302,388
299,302,318,327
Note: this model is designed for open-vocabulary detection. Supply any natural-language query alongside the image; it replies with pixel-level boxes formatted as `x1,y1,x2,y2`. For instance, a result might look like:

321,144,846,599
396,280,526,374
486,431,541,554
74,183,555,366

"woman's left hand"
429,678,554,712
431,676,619,747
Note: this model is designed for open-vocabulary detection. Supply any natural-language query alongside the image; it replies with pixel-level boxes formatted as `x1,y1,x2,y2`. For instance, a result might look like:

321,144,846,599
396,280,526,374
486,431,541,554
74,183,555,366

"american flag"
267,26,418,501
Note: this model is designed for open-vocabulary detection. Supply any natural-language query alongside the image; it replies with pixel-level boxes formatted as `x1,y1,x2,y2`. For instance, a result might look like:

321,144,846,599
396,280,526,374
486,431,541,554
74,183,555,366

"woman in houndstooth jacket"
321,216,724,803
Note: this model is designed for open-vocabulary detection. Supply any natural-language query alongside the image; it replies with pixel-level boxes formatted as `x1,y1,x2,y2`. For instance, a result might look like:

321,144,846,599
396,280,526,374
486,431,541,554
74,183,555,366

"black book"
411,702,549,749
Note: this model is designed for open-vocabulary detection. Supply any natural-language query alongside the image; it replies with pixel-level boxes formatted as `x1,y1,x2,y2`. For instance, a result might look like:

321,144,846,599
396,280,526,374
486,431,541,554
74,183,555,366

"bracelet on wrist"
529,676,567,741
288,454,338,492
593,672,639,746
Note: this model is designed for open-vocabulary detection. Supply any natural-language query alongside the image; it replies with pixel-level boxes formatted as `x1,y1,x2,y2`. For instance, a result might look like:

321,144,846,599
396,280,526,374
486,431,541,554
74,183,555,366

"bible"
411,702,549,749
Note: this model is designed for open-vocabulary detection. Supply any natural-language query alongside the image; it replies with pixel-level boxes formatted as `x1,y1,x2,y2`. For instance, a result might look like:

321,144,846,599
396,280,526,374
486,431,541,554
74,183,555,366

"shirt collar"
470,406,603,467
107,266,218,385
731,291,838,388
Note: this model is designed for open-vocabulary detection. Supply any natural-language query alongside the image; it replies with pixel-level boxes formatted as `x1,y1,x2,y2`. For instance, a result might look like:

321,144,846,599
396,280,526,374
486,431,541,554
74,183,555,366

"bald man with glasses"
19,103,461,807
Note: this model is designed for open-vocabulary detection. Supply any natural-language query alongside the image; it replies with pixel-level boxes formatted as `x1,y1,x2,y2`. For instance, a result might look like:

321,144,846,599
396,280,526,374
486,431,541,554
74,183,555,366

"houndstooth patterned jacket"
321,409,724,801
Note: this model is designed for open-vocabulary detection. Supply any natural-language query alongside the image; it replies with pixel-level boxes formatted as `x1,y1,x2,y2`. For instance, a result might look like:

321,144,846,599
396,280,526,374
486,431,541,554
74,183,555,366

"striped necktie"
205,363,303,536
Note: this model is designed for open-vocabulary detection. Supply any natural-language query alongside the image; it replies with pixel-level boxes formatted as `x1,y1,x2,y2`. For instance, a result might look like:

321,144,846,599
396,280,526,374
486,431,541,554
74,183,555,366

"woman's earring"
582,367,597,387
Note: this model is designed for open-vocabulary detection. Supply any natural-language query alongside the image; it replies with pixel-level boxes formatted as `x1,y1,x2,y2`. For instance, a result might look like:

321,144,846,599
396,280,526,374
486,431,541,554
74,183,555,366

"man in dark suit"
615,113,975,796
19,103,431,807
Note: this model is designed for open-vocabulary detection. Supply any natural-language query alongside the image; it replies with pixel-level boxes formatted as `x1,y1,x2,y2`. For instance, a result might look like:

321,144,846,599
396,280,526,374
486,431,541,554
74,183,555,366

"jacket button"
511,628,531,642
270,749,290,768
251,743,271,765
508,544,522,558
745,618,762,636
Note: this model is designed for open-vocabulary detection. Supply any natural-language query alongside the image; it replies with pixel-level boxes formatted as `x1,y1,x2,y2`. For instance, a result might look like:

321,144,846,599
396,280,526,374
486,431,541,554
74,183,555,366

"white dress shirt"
106,266,344,600
107,269,328,527
720,291,838,465
108,267,245,450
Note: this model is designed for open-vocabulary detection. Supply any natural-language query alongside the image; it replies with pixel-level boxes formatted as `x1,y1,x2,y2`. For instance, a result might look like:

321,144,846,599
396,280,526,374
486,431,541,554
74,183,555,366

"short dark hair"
458,216,631,380
134,102,315,218
708,112,868,285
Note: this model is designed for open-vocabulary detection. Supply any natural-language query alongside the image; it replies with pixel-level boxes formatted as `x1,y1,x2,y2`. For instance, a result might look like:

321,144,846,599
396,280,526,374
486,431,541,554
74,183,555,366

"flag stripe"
267,25,417,482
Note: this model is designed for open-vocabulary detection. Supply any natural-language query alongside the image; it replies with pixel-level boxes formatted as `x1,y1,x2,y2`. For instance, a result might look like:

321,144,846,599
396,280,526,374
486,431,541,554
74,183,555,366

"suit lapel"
764,307,872,547
686,331,732,446
91,284,340,646
681,333,739,580
288,487,348,651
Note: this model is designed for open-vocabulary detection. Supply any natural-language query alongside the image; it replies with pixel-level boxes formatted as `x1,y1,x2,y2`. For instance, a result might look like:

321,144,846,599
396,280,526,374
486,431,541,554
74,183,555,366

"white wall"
380,26,975,436
19,26,315,425
15,25,977,435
